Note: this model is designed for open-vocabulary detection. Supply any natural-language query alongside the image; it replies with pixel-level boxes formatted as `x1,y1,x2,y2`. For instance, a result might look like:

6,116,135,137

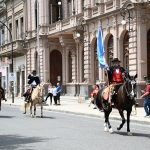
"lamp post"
120,2,133,33
58,1,61,20
0,20,14,103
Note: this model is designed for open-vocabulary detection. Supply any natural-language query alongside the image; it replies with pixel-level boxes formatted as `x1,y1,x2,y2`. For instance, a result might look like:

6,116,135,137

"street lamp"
0,20,14,103
120,2,133,33
58,1,61,20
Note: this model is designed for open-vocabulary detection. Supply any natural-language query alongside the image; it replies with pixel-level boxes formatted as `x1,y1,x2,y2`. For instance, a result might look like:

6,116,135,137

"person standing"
45,83,53,105
53,85,58,105
140,79,150,117
56,82,61,105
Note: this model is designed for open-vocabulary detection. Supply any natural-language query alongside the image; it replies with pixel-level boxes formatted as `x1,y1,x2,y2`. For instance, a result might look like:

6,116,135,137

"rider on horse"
23,70,40,102
105,58,127,104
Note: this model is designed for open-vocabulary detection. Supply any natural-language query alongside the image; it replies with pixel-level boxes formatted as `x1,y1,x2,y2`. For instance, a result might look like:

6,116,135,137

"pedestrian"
45,83,53,105
140,79,150,117
56,82,62,105
53,85,58,105
89,84,99,109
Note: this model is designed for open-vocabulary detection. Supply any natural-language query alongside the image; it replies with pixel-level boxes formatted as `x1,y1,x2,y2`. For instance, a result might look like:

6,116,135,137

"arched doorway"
123,31,129,70
107,34,113,66
50,50,62,85
94,39,99,82
147,29,150,78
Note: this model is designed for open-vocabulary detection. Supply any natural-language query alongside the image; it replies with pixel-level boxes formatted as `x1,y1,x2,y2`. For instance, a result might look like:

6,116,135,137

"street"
0,105,150,150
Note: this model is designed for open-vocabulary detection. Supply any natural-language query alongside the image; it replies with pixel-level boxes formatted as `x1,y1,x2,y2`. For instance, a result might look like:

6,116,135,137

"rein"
123,82,130,97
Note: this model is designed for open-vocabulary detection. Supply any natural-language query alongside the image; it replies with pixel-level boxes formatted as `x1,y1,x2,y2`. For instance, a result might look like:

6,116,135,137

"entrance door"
50,50,62,85
147,30,150,78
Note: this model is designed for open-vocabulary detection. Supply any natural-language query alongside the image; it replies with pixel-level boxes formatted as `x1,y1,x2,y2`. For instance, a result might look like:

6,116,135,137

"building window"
68,51,72,82
123,31,129,70
1,29,5,45
15,20,19,39
107,34,113,66
94,40,99,82
20,17,24,37
35,0,38,29
49,0,62,24
67,0,72,17
82,50,84,82
9,23,12,42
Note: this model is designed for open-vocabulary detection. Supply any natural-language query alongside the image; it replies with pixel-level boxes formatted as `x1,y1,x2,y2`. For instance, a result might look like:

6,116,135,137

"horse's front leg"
117,110,126,131
23,103,27,114
30,103,33,117
127,110,132,135
104,109,113,133
34,105,36,117
41,103,43,118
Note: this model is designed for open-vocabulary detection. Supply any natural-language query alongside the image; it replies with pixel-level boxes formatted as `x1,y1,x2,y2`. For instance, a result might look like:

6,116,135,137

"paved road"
0,105,150,150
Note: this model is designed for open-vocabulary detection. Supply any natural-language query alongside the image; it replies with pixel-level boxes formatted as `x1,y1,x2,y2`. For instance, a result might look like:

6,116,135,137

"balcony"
48,14,83,37
0,39,27,57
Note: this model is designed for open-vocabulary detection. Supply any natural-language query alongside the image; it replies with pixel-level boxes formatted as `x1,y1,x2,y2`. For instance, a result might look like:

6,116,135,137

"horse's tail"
95,89,103,110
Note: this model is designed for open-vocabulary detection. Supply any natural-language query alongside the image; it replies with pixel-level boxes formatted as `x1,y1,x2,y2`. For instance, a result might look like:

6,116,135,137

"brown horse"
24,84,44,117
96,74,137,135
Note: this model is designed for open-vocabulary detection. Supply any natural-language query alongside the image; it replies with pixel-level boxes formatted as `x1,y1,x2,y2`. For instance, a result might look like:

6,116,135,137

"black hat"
112,58,121,63
32,70,36,74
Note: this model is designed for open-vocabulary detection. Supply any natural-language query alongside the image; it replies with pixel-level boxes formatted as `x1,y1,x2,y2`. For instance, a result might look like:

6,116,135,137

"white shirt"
52,87,57,96
48,86,53,93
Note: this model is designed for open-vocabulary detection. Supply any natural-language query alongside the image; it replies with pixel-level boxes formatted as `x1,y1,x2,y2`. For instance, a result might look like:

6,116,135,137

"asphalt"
2,95,150,125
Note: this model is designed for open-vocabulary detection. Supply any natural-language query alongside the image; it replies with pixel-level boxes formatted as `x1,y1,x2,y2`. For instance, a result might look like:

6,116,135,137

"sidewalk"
2,96,150,125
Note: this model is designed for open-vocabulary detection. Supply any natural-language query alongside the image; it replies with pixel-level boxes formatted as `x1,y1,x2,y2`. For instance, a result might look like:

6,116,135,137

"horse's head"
125,74,137,99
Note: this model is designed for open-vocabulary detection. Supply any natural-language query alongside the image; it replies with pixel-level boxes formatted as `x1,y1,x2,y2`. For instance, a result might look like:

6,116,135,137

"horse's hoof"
117,127,120,131
109,128,113,133
31,114,34,118
104,127,108,132
23,112,26,114
127,132,133,136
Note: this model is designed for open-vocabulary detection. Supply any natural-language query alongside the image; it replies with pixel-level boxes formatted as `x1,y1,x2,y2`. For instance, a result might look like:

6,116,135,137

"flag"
97,27,108,69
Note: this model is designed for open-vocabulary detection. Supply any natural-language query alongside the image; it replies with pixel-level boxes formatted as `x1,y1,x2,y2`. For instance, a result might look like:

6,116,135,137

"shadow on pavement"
114,131,150,138
0,134,48,150
0,115,15,119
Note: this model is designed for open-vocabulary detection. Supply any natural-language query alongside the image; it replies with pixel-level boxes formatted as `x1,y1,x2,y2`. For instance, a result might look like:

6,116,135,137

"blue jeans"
143,97,150,116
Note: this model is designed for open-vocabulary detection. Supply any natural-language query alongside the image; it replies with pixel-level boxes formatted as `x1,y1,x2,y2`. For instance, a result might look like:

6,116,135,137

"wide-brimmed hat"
112,58,121,63
32,70,36,74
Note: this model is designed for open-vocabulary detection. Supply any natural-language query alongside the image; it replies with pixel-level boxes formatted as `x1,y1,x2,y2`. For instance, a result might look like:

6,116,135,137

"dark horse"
96,74,137,135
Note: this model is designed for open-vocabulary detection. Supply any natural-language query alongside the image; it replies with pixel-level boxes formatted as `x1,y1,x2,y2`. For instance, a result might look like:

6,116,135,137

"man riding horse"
23,70,41,102
104,58,127,105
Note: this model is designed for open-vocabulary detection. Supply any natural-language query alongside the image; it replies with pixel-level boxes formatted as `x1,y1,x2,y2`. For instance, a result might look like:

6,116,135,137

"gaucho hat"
32,70,36,74
112,58,121,63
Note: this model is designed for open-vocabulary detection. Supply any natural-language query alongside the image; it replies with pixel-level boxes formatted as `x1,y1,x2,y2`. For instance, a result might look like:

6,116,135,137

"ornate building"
0,0,150,104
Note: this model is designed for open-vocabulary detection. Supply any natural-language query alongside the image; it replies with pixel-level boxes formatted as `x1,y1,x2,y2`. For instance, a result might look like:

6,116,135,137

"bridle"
124,78,136,99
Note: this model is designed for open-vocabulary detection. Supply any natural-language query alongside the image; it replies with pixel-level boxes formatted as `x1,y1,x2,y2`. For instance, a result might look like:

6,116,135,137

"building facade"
0,0,150,104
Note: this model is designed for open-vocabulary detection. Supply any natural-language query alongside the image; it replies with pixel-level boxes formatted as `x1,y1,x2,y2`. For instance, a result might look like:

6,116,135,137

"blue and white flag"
97,27,108,69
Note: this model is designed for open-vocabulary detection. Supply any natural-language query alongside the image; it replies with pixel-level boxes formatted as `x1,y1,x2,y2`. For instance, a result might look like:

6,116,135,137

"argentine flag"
97,27,108,69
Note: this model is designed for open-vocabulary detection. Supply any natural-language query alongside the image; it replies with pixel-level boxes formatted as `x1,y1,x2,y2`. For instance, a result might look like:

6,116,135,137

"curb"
3,102,150,126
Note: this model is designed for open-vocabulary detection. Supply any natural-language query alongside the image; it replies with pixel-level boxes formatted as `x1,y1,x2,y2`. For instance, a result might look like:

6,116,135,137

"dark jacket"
28,74,40,87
